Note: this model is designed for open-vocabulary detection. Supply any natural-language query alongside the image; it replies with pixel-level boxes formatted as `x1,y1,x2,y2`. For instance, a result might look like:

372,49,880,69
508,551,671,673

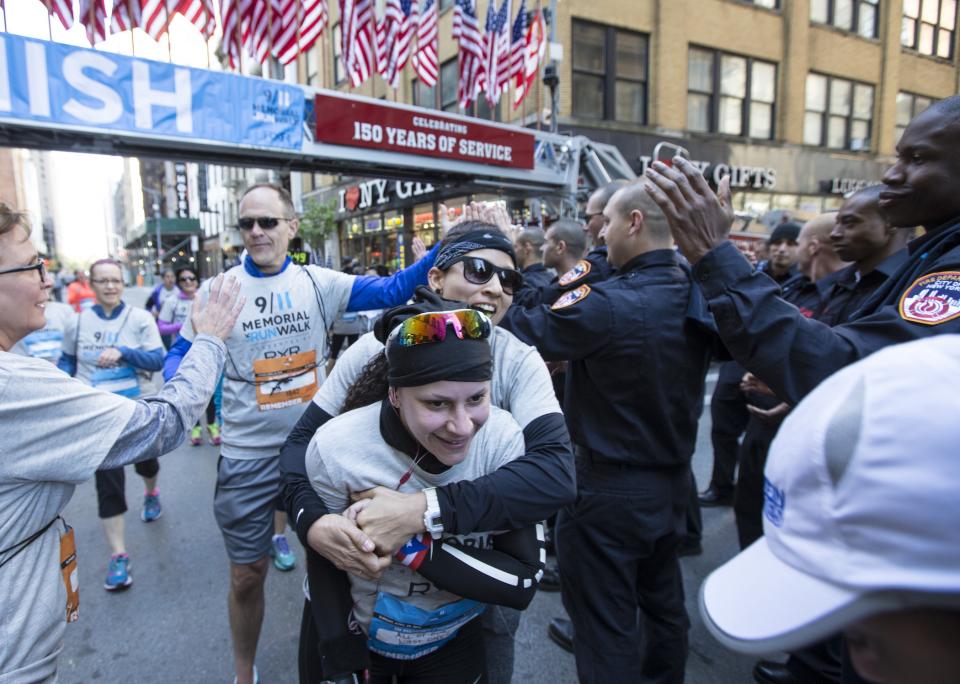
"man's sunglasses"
445,256,523,295
0,259,47,282
392,309,492,348
237,216,290,231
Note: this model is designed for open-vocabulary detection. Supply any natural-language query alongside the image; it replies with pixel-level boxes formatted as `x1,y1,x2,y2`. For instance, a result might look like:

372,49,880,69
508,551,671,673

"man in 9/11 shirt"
164,183,439,684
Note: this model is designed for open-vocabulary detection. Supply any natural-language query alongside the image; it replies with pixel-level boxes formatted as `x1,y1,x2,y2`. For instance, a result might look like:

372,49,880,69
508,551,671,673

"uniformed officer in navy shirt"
643,95,960,405
501,183,715,683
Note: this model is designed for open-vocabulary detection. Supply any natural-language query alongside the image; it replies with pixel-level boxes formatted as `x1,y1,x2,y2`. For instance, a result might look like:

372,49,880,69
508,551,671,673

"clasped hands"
306,487,427,580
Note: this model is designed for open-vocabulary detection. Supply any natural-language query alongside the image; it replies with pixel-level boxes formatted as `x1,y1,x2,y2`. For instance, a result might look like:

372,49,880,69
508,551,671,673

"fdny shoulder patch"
558,260,592,287
551,284,591,310
898,271,960,325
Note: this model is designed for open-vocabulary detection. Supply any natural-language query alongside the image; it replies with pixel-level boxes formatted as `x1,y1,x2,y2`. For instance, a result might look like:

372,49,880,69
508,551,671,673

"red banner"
315,94,535,169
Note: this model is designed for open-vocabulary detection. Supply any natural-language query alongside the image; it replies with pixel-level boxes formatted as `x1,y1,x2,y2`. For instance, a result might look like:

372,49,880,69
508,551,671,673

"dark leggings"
329,334,359,360
95,459,160,518
368,614,486,684
194,398,217,428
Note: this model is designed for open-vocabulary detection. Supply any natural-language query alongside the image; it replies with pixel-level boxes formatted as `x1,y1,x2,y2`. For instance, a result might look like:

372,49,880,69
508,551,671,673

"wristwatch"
422,487,444,539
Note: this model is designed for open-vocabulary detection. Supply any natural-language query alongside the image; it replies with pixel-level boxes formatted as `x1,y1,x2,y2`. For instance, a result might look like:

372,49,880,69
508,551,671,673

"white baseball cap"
700,335,960,655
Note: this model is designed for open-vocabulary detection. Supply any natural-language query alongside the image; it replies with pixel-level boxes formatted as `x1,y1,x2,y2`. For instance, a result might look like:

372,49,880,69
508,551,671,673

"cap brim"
699,538,863,655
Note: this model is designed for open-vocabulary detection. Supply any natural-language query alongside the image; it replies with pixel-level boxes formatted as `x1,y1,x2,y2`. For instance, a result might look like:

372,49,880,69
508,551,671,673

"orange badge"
898,271,960,325
253,350,319,411
558,260,591,287
551,284,592,310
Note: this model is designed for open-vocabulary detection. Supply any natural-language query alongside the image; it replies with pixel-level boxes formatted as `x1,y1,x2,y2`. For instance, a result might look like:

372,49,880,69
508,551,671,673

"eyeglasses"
178,276,197,283
392,309,492,347
581,211,602,223
0,259,47,282
91,278,123,286
237,216,289,231
445,256,523,295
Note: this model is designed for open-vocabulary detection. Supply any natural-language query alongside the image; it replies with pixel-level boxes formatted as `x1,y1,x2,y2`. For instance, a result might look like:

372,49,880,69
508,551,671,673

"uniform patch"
558,260,591,287
551,284,591,309
898,271,960,325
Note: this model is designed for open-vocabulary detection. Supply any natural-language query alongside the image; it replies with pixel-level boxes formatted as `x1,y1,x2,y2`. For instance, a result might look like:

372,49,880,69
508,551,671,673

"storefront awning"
126,218,202,248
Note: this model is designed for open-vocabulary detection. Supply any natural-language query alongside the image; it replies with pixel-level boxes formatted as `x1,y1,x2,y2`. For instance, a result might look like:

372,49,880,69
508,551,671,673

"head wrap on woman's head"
434,228,516,271
376,301,493,388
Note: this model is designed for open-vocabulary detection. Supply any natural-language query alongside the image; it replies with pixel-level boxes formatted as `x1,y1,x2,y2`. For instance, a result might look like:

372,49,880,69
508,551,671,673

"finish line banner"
315,94,535,169
0,34,304,150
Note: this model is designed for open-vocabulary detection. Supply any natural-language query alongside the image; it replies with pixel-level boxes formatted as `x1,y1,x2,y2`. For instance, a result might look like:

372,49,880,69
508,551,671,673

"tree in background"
297,199,338,265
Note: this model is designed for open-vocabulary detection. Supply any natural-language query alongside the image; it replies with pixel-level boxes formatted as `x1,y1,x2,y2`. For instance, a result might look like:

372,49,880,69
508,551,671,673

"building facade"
296,0,959,266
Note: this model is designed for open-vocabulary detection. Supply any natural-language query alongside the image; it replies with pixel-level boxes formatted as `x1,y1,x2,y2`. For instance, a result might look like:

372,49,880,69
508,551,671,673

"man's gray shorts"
214,455,279,565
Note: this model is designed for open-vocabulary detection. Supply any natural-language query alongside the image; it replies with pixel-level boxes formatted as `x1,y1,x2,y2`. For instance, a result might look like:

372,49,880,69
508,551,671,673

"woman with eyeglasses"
158,267,221,447
0,203,242,682
57,259,172,591
305,304,544,683
281,222,573,683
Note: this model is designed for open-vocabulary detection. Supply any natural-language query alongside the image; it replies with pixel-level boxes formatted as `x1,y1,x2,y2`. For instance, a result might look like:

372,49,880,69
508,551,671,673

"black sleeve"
279,401,334,547
436,413,575,534
414,524,545,610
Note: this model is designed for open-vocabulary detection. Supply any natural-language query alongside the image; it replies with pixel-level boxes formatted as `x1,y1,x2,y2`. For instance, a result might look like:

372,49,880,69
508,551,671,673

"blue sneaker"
270,534,296,571
104,553,133,591
141,492,162,522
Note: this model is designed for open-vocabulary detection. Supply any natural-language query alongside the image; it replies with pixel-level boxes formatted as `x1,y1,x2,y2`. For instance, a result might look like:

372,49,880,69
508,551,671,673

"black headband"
377,300,493,388
435,228,516,271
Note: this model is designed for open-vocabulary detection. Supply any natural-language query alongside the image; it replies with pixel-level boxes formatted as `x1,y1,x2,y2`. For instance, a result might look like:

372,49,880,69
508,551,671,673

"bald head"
612,183,672,244
585,180,629,243
797,212,846,278
602,183,673,267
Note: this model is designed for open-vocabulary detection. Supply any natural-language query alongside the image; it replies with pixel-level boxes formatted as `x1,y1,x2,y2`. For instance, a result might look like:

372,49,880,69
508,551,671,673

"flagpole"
534,0,541,130
128,0,137,55
163,2,173,61
295,0,303,75
204,1,212,67
236,4,244,73
47,10,54,41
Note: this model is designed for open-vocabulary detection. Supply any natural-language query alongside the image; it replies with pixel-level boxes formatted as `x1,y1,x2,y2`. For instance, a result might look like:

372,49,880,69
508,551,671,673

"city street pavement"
57,288,758,683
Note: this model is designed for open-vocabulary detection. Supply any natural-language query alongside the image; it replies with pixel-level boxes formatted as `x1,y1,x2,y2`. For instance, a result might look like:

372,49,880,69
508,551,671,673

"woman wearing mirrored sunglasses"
281,221,574,684
305,305,544,683
0,203,242,682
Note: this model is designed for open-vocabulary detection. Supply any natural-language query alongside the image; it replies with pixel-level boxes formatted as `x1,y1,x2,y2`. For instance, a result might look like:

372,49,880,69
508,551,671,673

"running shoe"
207,423,222,446
142,491,162,522
190,425,203,446
104,553,133,591
270,534,296,571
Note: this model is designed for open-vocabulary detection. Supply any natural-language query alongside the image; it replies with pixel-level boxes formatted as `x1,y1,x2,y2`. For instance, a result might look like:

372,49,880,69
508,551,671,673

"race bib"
898,271,960,325
367,592,484,661
60,522,79,623
252,350,318,411
91,366,140,398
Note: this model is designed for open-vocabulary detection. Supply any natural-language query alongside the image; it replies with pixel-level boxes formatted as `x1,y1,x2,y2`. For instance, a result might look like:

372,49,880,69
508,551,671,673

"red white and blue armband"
394,533,432,571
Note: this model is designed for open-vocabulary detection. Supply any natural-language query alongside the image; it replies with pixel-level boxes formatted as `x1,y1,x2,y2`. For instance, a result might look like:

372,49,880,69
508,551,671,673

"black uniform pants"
557,453,689,684
708,362,749,494
95,458,160,519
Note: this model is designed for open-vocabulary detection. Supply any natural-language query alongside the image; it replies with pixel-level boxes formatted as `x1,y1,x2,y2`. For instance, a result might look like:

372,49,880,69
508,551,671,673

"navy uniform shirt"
512,246,616,310
817,250,908,328
502,249,715,467
512,263,556,308
693,216,960,404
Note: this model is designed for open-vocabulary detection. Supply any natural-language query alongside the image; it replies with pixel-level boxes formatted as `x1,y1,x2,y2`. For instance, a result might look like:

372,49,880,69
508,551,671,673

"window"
413,59,458,112
748,0,778,7
305,47,319,87
902,0,957,59
440,0,455,10
571,20,648,123
803,73,874,151
686,47,776,139
895,91,934,140
333,23,345,85
810,0,879,38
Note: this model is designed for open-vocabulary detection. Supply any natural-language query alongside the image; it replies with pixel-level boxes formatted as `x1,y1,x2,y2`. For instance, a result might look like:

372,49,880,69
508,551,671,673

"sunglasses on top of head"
445,256,523,295
237,216,289,231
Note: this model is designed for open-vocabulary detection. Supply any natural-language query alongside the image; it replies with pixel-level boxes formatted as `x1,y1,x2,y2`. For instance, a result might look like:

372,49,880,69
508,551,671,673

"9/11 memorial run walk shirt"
62,304,163,398
180,261,354,460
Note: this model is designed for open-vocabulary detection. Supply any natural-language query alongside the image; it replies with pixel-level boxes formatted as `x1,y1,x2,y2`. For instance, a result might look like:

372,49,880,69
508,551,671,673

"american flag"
176,0,217,39
340,0,376,87
273,0,329,65
43,0,75,30
508,0,525,83
297,0,329,57
412,0,438,87
454,0,484,109
377,0,417,88
78,0,107,44
246,0,276,64
217,0,247,66
110,0,142,33
139,0,179,41
482,0,511,107
514,6,545,109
